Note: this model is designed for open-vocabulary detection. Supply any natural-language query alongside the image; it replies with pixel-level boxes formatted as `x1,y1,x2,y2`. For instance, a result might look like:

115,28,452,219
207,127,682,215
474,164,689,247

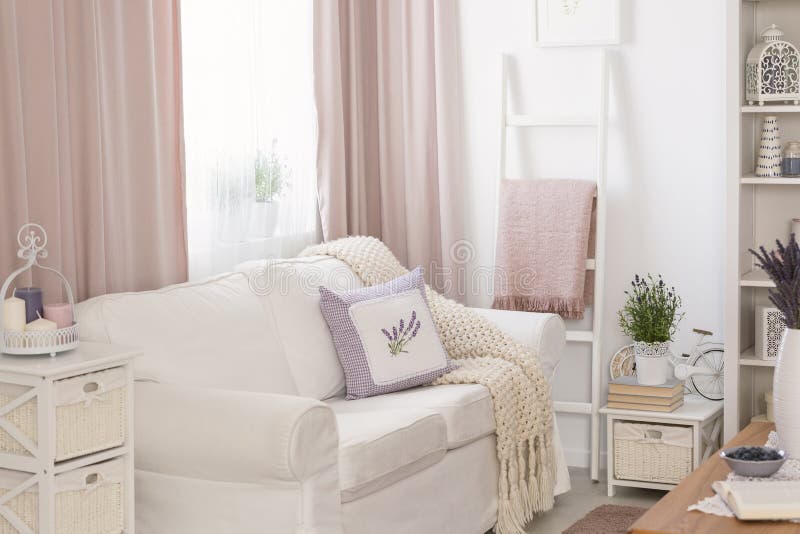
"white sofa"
76,255,570,534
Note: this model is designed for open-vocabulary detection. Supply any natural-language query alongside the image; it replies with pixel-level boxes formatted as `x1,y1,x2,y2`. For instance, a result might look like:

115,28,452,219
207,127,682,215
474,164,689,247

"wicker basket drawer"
0,367,126,461
613,421,693,484
0,458,124,534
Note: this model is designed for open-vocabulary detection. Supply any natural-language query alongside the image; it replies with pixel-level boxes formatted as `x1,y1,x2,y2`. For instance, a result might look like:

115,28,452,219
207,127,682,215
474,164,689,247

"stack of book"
608,376,684,412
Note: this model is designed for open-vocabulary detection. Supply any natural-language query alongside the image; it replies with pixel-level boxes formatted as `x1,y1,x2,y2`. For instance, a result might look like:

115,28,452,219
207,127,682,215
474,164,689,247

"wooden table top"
630,422,800,534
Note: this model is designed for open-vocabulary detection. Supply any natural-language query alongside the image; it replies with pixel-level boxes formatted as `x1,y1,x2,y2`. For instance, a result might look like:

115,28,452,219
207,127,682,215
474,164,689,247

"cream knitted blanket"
301,236,555,534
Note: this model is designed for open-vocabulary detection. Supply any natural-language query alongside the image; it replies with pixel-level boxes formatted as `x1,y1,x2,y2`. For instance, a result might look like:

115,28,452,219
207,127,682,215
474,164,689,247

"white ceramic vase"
248,201,281,237
634,341,671,386
756,115,782,178
774,328,800,456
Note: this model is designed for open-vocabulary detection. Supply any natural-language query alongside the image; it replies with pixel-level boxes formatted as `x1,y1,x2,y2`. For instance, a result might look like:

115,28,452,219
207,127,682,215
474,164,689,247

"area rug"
562,504,648,534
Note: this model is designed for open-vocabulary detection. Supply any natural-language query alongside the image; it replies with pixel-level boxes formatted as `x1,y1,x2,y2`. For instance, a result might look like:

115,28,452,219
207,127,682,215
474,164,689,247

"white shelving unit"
725,0,800,441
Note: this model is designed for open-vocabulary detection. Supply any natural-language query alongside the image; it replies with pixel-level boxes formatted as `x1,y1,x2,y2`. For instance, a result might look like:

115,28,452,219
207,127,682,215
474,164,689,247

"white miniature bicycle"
609,328,724,400
672,328,725,401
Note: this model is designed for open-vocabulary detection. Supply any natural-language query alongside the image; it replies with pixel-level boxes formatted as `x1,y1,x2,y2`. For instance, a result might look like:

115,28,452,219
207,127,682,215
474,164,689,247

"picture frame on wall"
535,0,620,47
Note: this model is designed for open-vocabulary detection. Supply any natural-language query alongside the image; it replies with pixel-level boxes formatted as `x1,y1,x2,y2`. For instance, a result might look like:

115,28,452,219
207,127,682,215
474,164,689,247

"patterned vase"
634,341,671,386
756,116,783,177
774,328,800,456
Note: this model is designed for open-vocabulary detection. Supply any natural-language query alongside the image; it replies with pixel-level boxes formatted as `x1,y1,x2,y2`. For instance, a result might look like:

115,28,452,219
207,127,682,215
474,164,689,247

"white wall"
457,0,726,467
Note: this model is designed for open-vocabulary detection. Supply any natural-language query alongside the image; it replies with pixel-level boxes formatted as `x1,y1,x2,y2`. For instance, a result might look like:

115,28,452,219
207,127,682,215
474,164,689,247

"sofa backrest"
76,256,361,399
77,271,300,394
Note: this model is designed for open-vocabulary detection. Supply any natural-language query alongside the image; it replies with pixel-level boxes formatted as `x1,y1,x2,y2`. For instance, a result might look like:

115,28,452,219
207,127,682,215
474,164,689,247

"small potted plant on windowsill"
618,274,684,386
750,234,800,456
249,138,291,238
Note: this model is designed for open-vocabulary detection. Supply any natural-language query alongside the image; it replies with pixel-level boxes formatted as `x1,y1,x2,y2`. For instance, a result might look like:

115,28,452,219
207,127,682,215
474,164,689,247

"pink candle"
43,303,73,329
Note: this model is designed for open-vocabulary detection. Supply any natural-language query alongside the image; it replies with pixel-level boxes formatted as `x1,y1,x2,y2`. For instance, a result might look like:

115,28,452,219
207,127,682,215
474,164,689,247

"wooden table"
630,422,800,534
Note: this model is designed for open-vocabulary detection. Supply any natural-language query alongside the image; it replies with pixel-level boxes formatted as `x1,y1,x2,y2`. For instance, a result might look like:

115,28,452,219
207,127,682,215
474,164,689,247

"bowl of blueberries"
720,446,787,477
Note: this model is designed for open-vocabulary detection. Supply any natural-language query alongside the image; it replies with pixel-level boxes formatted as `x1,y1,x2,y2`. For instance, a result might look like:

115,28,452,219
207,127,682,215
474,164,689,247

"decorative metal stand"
0,224,79,356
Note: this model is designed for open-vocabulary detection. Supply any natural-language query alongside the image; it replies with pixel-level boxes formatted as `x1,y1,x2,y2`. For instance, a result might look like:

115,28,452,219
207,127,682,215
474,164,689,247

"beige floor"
525,467,666,534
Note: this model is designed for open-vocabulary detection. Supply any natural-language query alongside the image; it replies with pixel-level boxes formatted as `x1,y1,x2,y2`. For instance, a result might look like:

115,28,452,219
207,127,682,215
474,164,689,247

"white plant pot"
774,328,800,456
248,201,280,237
634,341,671,386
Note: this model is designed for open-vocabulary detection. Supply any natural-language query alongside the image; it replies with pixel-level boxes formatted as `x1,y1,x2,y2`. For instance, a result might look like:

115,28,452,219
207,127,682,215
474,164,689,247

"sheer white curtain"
182,0,318,279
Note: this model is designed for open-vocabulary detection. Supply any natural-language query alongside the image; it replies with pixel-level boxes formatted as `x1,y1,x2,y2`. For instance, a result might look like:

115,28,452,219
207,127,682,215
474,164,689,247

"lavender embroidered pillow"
318,267,456,400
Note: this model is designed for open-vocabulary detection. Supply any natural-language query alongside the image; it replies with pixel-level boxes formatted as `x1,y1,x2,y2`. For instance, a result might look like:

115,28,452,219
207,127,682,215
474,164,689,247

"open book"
713,480,800,521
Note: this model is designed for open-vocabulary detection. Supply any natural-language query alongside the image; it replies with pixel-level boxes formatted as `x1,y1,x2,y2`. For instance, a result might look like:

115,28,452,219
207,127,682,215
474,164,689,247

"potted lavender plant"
618,274,684,385
750,234,800,455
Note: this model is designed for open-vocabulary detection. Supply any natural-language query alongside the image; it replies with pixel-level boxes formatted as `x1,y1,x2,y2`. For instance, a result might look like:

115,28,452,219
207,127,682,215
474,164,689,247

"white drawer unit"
0,367,127,461
0,343,139,534
0,459,125,534
600,395,723,497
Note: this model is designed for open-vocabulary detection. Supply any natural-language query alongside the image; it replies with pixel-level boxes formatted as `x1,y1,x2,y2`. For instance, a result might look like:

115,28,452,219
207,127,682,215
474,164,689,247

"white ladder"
496,49,608,482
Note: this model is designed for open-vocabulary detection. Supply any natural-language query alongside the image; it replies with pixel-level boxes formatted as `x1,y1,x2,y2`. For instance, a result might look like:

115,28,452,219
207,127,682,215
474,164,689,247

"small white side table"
600,395,723,497
0,342,140,534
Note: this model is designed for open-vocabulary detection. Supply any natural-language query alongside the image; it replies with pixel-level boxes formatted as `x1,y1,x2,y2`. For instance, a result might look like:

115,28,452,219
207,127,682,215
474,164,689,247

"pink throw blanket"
492,178,596,320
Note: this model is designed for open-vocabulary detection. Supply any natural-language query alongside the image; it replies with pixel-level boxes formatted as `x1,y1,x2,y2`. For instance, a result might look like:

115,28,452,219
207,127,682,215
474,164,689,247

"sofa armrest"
469,307,566,381
134,381,339,484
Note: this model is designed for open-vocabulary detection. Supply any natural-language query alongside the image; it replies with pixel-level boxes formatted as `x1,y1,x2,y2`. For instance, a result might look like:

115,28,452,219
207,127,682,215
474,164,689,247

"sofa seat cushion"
335,409,447,503
327,384,494,450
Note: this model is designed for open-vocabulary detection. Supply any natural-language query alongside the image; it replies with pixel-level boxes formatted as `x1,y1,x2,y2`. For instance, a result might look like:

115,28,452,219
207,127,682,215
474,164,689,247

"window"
181,0,317,279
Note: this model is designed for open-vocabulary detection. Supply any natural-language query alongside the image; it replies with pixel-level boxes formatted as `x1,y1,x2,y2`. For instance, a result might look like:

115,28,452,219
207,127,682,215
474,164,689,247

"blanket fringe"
492,295,585,320
495,437,555,534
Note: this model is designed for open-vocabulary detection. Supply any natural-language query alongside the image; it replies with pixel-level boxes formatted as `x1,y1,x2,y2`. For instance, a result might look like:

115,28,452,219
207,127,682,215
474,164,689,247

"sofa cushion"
76,272,298,394
334,409,447,503
327,384,494,450
318,267,456,400
237,256,363,400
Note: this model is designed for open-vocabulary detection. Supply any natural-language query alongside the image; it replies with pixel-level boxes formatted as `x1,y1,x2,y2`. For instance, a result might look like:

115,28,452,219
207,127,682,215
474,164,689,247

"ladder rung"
566,330,593,343
498,178,599,198
585,259,595,270
554,401,592,415
506,114,597,128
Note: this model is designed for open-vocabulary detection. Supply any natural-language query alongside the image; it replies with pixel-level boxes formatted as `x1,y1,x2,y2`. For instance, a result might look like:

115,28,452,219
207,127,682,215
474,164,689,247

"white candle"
25,317,57,332
2,297,26,331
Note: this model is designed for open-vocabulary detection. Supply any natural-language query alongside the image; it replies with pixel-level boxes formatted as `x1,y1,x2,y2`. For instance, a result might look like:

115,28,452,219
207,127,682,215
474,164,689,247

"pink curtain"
0,0,187,303
314,0,465,297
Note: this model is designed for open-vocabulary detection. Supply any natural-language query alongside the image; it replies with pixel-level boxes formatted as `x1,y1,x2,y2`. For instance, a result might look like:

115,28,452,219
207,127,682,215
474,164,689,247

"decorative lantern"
746,25,800,106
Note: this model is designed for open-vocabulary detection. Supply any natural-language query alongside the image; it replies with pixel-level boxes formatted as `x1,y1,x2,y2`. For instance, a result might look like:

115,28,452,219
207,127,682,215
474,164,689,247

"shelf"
740,357,776,367
740,269,775,287
742,105,800,113
741,174,800,184
740,346,776,367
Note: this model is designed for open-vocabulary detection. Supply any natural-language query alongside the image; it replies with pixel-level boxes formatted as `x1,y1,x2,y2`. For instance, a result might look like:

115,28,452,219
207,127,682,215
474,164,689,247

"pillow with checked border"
318,267,456,400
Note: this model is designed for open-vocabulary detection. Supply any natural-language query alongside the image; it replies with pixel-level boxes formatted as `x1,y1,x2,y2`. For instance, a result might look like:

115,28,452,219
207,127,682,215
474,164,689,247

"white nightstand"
600,395,723,497
0,342,140,534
